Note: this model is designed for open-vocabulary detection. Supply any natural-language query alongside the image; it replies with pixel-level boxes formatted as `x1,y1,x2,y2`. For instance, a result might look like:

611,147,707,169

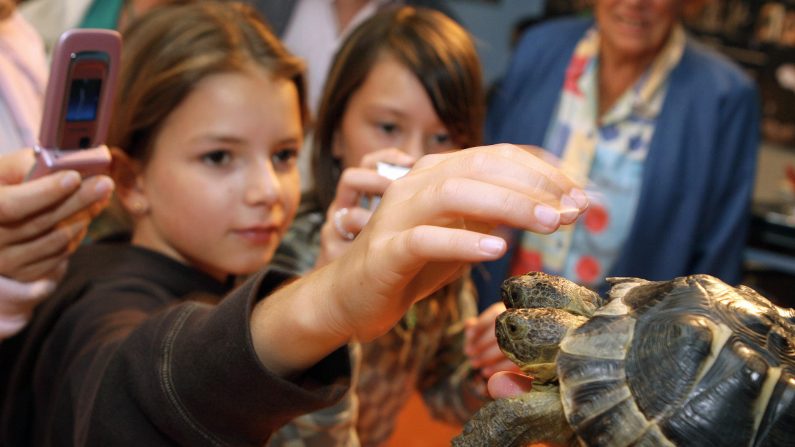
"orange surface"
385,392,461,446
385,391,561,447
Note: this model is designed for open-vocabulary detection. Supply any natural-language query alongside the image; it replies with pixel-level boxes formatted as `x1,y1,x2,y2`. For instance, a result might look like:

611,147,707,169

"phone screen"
66,78,102,122
57,53,109,149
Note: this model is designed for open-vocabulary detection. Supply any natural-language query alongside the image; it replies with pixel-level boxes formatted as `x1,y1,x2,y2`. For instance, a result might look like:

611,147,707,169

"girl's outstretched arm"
251,144,588,378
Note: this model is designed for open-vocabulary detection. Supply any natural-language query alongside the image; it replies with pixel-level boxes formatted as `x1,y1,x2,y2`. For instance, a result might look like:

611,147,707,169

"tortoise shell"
560,273,795,446
455,272,795,447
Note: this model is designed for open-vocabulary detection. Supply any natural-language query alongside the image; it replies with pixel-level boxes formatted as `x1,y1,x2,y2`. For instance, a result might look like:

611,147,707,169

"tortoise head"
501,271,604,317
496,307,588,383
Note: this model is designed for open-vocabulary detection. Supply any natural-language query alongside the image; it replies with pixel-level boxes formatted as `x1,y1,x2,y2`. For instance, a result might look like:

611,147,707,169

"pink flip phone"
27,29,121,180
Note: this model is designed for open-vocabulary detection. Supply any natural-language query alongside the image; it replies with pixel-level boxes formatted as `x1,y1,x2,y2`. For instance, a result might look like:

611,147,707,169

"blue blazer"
477,17,761,304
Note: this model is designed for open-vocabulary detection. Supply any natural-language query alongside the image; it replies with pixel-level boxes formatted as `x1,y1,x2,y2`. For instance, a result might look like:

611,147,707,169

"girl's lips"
234,227,278,244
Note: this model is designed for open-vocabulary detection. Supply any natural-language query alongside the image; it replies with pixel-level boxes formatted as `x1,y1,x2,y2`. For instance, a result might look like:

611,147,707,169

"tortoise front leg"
453,387,575,447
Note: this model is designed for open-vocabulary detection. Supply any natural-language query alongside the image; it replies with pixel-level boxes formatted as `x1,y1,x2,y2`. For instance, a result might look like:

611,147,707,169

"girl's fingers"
0,148,35,184
47,175,115,223
409,151,450,170
343,206,371,235
0,219,87,281
0,171,82,223
334,168,393,209
468,339,505,368
487,371,533,399
410,144,588,212
390,225,508,267
0,175,113,244
400,177,566,234
359,148,416,169
326,205,372,241
466,302,505,336
317,205,375,268
334,144,590,343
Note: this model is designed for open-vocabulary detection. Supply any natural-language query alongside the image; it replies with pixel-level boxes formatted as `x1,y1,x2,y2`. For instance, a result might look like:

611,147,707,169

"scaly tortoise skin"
454,272,795,446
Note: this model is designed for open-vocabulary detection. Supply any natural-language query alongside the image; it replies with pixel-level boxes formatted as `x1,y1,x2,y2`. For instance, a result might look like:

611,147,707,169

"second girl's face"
132,67,303,280
333,53,455,168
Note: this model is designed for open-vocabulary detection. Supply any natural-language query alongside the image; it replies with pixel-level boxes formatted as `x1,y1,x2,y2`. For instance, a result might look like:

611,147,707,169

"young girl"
0,3,587,446
271,7,584,446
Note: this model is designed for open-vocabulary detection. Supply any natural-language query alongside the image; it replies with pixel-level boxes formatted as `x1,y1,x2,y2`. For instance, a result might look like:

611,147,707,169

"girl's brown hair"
311,6,484,211
108,1,307,164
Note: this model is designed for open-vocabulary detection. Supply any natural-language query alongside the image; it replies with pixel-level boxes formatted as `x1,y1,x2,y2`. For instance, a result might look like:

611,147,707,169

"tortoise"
453,272,795,447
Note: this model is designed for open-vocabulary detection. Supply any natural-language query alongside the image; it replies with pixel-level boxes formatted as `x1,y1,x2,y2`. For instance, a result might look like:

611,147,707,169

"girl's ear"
110,147,149,216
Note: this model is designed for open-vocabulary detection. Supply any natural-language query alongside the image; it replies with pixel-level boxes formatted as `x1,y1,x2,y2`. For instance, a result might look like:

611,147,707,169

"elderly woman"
477,0,761,305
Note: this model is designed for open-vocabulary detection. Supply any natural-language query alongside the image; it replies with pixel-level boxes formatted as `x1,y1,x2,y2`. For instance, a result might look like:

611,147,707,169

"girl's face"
596,0,682,61
130,68,302,280
333,54,455,168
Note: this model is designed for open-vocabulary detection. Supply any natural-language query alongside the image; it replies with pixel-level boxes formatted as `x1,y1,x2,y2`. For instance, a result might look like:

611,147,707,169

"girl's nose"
400,132,426,159
244,160,280,206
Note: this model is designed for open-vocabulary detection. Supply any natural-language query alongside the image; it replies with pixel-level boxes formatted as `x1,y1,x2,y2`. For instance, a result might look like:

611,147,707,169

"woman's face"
596,0,682,60
333,54,455,168
130,68,303,280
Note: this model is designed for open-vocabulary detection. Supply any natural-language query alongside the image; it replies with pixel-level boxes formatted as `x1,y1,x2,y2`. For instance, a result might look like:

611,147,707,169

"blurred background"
447,0,795,309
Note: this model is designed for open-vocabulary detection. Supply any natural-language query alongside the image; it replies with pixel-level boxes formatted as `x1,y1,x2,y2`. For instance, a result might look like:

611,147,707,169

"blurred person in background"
18,0,200,52
476,0,761,306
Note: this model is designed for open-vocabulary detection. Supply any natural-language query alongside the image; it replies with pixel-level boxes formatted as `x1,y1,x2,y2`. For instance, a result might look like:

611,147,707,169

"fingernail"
569,188,589,209
60,171,80,189
534,204,560,228
94,177,114,196
479,237,506,256
560,195,579,223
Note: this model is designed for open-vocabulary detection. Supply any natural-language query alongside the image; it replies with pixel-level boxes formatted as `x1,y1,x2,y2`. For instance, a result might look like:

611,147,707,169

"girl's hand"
487,371,534,399
316,148,416,268
325,144,588,342
0,149,114,282
465,302,522,378
253,144,588,377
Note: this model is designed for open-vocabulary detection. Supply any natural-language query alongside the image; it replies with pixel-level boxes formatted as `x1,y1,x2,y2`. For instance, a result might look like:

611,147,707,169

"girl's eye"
378,122,398,135
431,133,452,146
272,148,298,169
201,150,232,166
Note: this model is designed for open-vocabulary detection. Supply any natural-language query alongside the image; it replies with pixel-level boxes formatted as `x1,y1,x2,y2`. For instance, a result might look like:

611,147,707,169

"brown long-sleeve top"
0,239,351,446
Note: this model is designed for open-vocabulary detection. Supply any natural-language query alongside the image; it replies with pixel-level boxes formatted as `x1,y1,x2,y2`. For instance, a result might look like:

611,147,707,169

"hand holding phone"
0,148,114,283
360,162,411,210
27,29,121,180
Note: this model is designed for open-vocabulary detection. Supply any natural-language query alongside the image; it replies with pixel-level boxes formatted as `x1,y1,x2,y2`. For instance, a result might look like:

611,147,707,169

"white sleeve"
0,275,56,340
